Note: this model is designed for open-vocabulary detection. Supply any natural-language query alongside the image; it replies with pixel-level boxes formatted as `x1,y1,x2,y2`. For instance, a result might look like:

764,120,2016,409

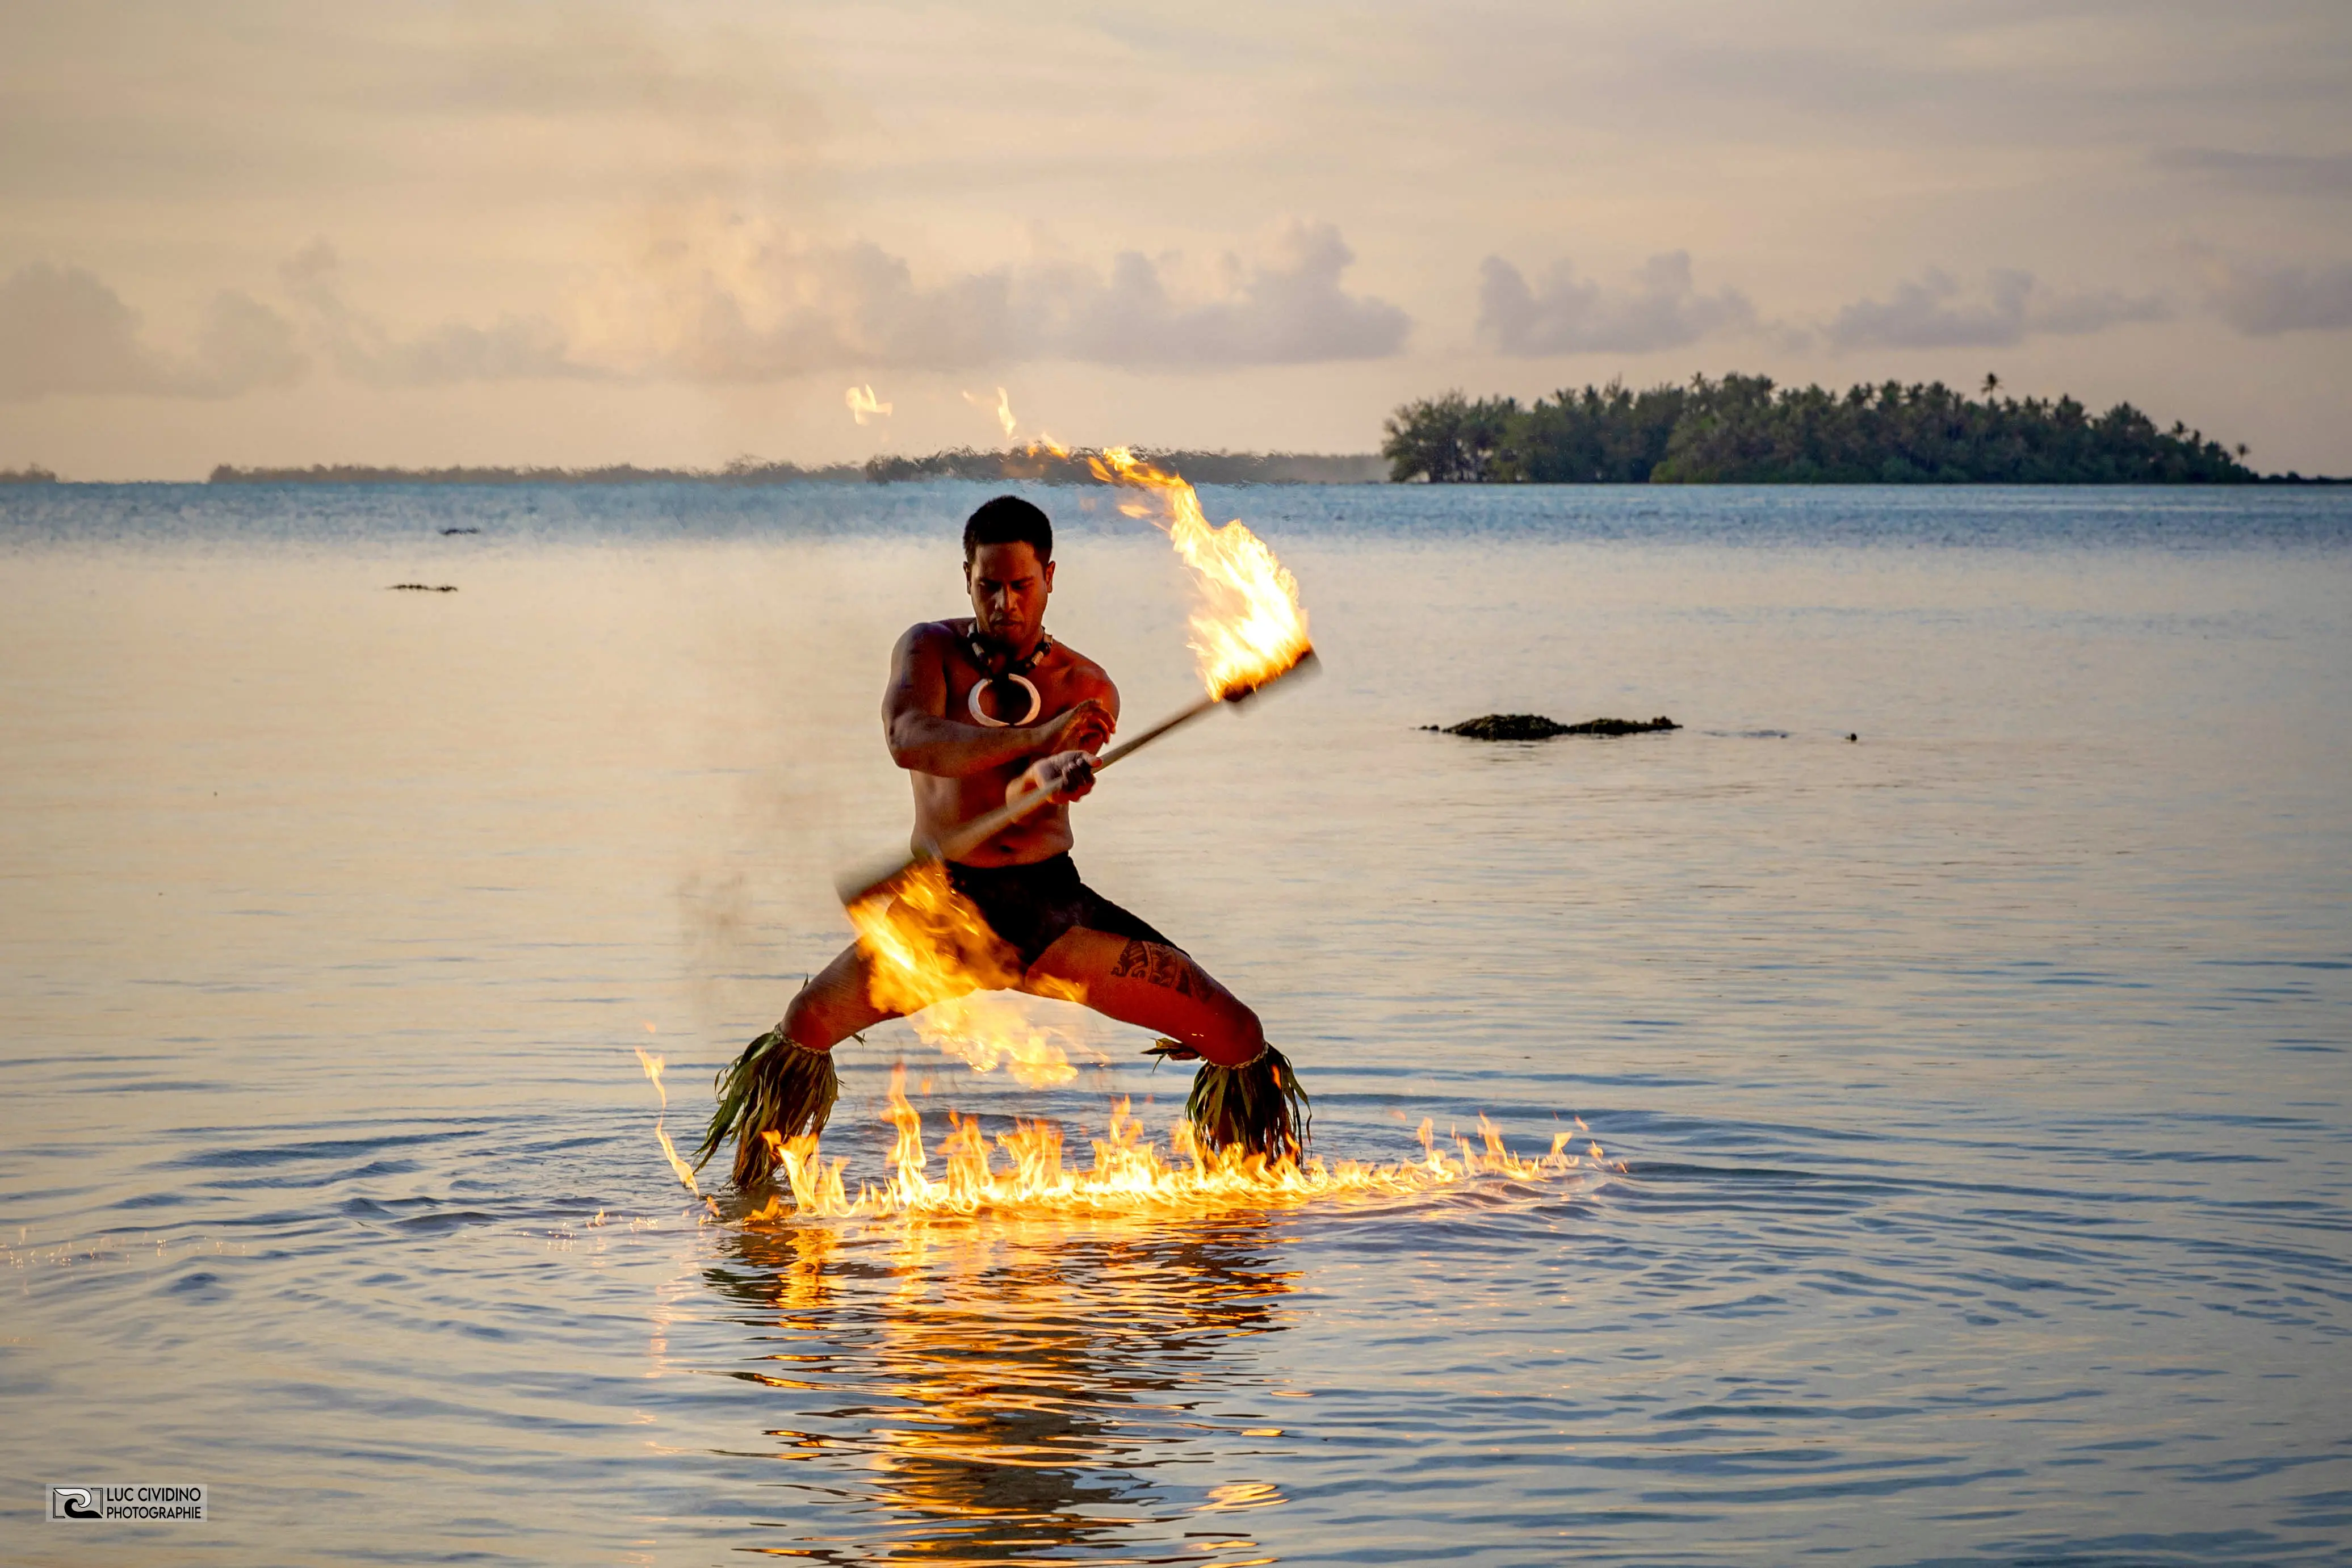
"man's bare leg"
1020,930,1265,1067
777,941,905,1051
705,941,912,1189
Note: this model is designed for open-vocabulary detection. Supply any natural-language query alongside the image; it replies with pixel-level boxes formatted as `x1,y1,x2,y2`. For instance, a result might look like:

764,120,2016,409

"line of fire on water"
695,1066,1620,1223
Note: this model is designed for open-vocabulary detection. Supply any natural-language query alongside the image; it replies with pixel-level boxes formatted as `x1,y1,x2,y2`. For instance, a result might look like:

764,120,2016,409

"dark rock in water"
1429,713,1572,740
389,583,459,592
1561,715,1680,736
1426,713,1680,740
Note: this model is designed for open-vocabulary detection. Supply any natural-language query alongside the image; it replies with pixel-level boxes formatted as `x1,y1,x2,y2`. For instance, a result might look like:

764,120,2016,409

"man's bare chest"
944,649,1087,729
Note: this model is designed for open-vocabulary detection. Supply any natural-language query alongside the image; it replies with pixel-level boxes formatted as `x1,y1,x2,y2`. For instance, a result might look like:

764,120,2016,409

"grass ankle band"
1185,1043,1310,1161
695,1028,842,1190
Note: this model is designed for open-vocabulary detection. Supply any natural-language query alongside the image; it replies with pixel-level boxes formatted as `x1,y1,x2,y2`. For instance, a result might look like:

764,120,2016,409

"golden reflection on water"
707,1215,1298,1563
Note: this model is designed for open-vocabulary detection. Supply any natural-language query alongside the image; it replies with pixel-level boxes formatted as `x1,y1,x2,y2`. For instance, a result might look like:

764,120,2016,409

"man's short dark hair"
963,495,1053,564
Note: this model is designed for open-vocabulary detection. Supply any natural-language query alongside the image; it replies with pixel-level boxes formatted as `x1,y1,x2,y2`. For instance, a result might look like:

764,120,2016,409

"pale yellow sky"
3,0,2347,478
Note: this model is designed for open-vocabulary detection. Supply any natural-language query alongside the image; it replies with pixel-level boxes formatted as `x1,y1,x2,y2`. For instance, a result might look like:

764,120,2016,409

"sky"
2,0,2348,479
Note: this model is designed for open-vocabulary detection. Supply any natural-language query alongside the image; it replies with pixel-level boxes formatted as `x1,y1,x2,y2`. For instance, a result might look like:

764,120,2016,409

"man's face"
965,541,1054,643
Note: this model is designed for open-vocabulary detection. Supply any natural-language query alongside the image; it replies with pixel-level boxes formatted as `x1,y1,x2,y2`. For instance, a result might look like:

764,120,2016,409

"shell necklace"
963,626,1054,727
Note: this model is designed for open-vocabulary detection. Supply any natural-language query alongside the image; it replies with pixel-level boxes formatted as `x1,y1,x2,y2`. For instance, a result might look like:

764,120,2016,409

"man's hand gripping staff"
837,649,1317,908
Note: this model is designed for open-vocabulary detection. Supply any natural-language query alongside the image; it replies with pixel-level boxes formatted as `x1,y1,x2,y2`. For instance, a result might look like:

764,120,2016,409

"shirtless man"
772,494,1269,1071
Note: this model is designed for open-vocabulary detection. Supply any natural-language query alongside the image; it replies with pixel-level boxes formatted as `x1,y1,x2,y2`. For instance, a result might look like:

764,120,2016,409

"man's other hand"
1034,698,1114,756
1010,749,1097,807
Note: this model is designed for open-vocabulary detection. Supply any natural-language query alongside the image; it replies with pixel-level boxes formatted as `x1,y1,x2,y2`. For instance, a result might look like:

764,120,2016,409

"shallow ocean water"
2,482,2348,1566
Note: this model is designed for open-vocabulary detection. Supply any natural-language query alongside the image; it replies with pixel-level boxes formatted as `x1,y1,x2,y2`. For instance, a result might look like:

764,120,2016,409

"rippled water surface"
4,484,2349,1566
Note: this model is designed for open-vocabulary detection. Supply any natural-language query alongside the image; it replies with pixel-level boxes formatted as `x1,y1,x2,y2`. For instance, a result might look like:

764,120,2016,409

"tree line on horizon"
200,448,1385,487
18,387,2329,487
1381,375,2270,484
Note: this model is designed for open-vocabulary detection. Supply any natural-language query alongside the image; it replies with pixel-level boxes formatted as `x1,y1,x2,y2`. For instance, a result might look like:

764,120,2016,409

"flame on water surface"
846,860,1095,1087
1087,446,1313,699
634,1046,703,1197
742,1065,1608,1221
845,384,892,425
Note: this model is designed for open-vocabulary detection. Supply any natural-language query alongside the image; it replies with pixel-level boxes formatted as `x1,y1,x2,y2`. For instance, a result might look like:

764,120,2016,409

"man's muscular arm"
882,625,1113,777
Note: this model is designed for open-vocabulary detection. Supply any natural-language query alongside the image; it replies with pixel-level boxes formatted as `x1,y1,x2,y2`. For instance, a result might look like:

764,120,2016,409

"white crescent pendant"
967,673,1042,728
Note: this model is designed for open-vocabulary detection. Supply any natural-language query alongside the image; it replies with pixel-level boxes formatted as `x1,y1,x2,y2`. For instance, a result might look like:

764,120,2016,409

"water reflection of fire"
732,1066,1609,1222
710,1214,1298,1562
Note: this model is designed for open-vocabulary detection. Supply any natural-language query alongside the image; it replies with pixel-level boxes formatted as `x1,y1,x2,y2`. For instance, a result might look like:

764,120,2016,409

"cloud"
1053,223,1411,366
0,225,1408,401
280,242,593,386
1476,252,1755,355
1825,269,2167,350
579,236,1022,378
2154,147,2352,198
2203,258,2352,335
0,263,304,401
575,219,1409,376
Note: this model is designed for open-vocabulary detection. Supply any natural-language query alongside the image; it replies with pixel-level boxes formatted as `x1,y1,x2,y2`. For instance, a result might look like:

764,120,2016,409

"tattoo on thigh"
1112,938,1197,996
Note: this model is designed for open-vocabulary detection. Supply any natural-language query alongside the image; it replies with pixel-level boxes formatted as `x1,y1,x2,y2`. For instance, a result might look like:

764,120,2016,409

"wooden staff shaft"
927,692,1218,864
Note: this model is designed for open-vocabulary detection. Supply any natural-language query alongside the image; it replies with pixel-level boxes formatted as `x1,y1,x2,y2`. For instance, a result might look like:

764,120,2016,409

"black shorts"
945,853,1179,971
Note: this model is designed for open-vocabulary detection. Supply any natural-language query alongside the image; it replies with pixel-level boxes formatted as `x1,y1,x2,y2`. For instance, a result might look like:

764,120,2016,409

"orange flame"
1087,446,1312,699
634,1046,702,1197
748,1066,1598,1221
845,861,1097,1087
845,384,892,425
962,386,1017,438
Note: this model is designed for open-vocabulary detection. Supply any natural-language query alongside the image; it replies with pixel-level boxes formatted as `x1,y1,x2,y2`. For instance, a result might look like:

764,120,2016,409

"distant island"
207,457,862,485
203,449,1385,487
859,447,1383,485
10,387,2340,485
1381,375,2325,484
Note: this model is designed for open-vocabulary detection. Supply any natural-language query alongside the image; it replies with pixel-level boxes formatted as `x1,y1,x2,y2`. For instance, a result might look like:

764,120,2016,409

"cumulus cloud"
0,263,304,401
0,225,1410,401
576,236,1022,378
1054,224,1411,366
1475,251,1755,355
573,219,1409,376
2202,258,2352,336
280,242,593,386
1825,269,2167,350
